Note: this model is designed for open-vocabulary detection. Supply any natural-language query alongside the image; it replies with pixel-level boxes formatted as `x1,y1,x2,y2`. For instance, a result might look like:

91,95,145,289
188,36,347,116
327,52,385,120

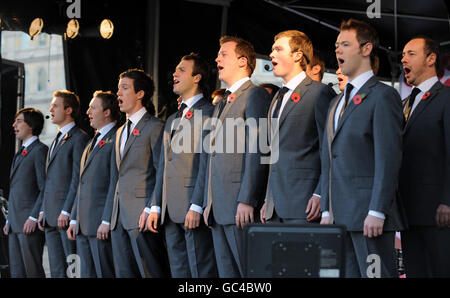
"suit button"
332,154,337,158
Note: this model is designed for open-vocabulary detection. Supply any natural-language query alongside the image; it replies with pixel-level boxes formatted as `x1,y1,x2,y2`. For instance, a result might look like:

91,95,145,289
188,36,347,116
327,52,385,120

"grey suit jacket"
196,80,271,225
150,98,214,224
7,139,48,233
320,76,406,232
399,81,450,226
109,112,164,230
71,126,118,236
265,76,335,220
41,126,89,227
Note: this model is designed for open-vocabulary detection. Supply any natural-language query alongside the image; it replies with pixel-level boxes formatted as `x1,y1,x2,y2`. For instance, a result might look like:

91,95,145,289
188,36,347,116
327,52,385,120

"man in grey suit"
399,36,450,277
146,53,217,277
194,36,270,277
3,108,47,278
260,30,335,224
38,90,89,277
109,69,170,278
67,91,120,278
320,19,405,278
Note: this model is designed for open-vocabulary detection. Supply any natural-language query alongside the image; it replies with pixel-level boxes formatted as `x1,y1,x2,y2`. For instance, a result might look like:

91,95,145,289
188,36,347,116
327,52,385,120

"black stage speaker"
244,224,346,278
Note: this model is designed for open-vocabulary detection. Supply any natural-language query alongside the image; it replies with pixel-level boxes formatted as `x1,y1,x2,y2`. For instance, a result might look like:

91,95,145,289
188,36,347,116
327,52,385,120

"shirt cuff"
61,211,70,217
39,211,44,215
150,206,161,214
368,210,385,219
322,211,330,218
101,221,110,226
28,216,38,222
313,193,321,198
189,204,203,214
70,220,77,225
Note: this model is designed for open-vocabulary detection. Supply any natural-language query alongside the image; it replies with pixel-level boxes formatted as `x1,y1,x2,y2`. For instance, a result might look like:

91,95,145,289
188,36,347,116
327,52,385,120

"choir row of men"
4,18,450,278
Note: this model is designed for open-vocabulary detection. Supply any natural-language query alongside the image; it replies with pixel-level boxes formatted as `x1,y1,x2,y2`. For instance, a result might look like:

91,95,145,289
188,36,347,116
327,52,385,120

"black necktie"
13,146,25,167
124,119,133,147
216,90,232,118
339,83,354,121
272,87,289,118
89,132,101,154
404,87,421,122
172,103,188,138
51,131,62,157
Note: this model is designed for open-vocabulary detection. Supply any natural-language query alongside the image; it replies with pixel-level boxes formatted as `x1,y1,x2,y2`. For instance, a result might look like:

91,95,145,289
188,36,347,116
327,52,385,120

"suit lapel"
278,76,312,127
10,140,38,178
83,127,116,173
115,125,124,170
333,76,378,140
327,94,342,146
404,81,443,134
121,112,149,163
47,127,75,169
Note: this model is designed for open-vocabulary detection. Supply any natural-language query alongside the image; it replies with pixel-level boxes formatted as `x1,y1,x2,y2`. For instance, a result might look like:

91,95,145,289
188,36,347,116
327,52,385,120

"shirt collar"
127,107,147,126
416,76,439,93
227,77,250,94
348,70,374,91
97,122,115,137
181,93,203,109
59,121,76,136
283,71,307,91
23,136,38,148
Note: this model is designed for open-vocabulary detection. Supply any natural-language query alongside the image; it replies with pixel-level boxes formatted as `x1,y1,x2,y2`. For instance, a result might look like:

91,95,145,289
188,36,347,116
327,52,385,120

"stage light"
99,19,114,39
29,18,44,40
66,19,80,39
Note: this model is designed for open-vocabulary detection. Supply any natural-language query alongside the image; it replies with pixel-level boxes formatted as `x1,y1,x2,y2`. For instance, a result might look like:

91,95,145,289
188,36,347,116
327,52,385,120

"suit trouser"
344,231,396,278
210,220,245,278
267,209,309,224
44,226,76,278
111,214,170,278
77,233,115,278
401,226,450,278
164,214,217,278
8,230,45,278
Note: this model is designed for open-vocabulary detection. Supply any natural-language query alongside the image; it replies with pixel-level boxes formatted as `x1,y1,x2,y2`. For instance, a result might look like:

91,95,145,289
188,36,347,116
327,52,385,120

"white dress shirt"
50,121,75,157
120,107,147,157
270,71,306,118
403,76,439,115
324,70,385,220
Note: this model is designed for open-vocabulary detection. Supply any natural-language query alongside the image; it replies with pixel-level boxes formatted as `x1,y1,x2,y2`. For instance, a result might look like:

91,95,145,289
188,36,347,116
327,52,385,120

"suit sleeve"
313,85,336,195
442,92,450,206
62,133,89,214
236,87,270,207
369,87,403,213
149,131,166,208
320,127,331,213
31,145,48,219
102,142,118,223
146,120,164,207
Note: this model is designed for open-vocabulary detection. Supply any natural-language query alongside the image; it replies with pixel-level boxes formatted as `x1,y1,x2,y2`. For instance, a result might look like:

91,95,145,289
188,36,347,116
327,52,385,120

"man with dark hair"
261,30,335,226
38,90,89,277
3,108,47,277
193,36,270,277
320,19,405,278
399,36,450,277
109,69,170,278
259,83,280,99
306,49,326,82
146,53,217,277
66,91,119,278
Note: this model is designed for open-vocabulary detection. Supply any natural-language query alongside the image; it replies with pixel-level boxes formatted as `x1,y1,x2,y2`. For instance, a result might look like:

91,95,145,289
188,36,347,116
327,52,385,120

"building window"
37,68,47,91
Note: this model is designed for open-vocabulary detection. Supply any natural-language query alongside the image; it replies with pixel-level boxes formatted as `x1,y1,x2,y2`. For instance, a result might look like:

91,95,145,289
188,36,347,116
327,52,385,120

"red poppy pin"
352,93,367,105
185,109,194,119
228,94,236,103
422,91,431,100
132,128,140,136
62,133,69,141
98,140,106,147
291,92,301,103
21,149,28,157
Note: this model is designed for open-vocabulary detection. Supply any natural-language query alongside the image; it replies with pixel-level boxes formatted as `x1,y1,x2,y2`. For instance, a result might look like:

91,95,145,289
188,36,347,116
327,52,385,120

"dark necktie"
88,132,101,154
13,146,25,167
338,83,354,121
216,90,232,118
404,87,421,123
123,119,133,148
272,87,290,118
172,103,188,138
51,131,62,157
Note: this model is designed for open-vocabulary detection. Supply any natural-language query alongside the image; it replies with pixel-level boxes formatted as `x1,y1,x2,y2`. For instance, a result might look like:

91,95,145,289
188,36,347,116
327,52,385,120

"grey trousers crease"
344,231,397,278
210,221,245,278
164,214,217,278
76,234,115,278
44,226,76,278
8,230,45,278
401,226,450,278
